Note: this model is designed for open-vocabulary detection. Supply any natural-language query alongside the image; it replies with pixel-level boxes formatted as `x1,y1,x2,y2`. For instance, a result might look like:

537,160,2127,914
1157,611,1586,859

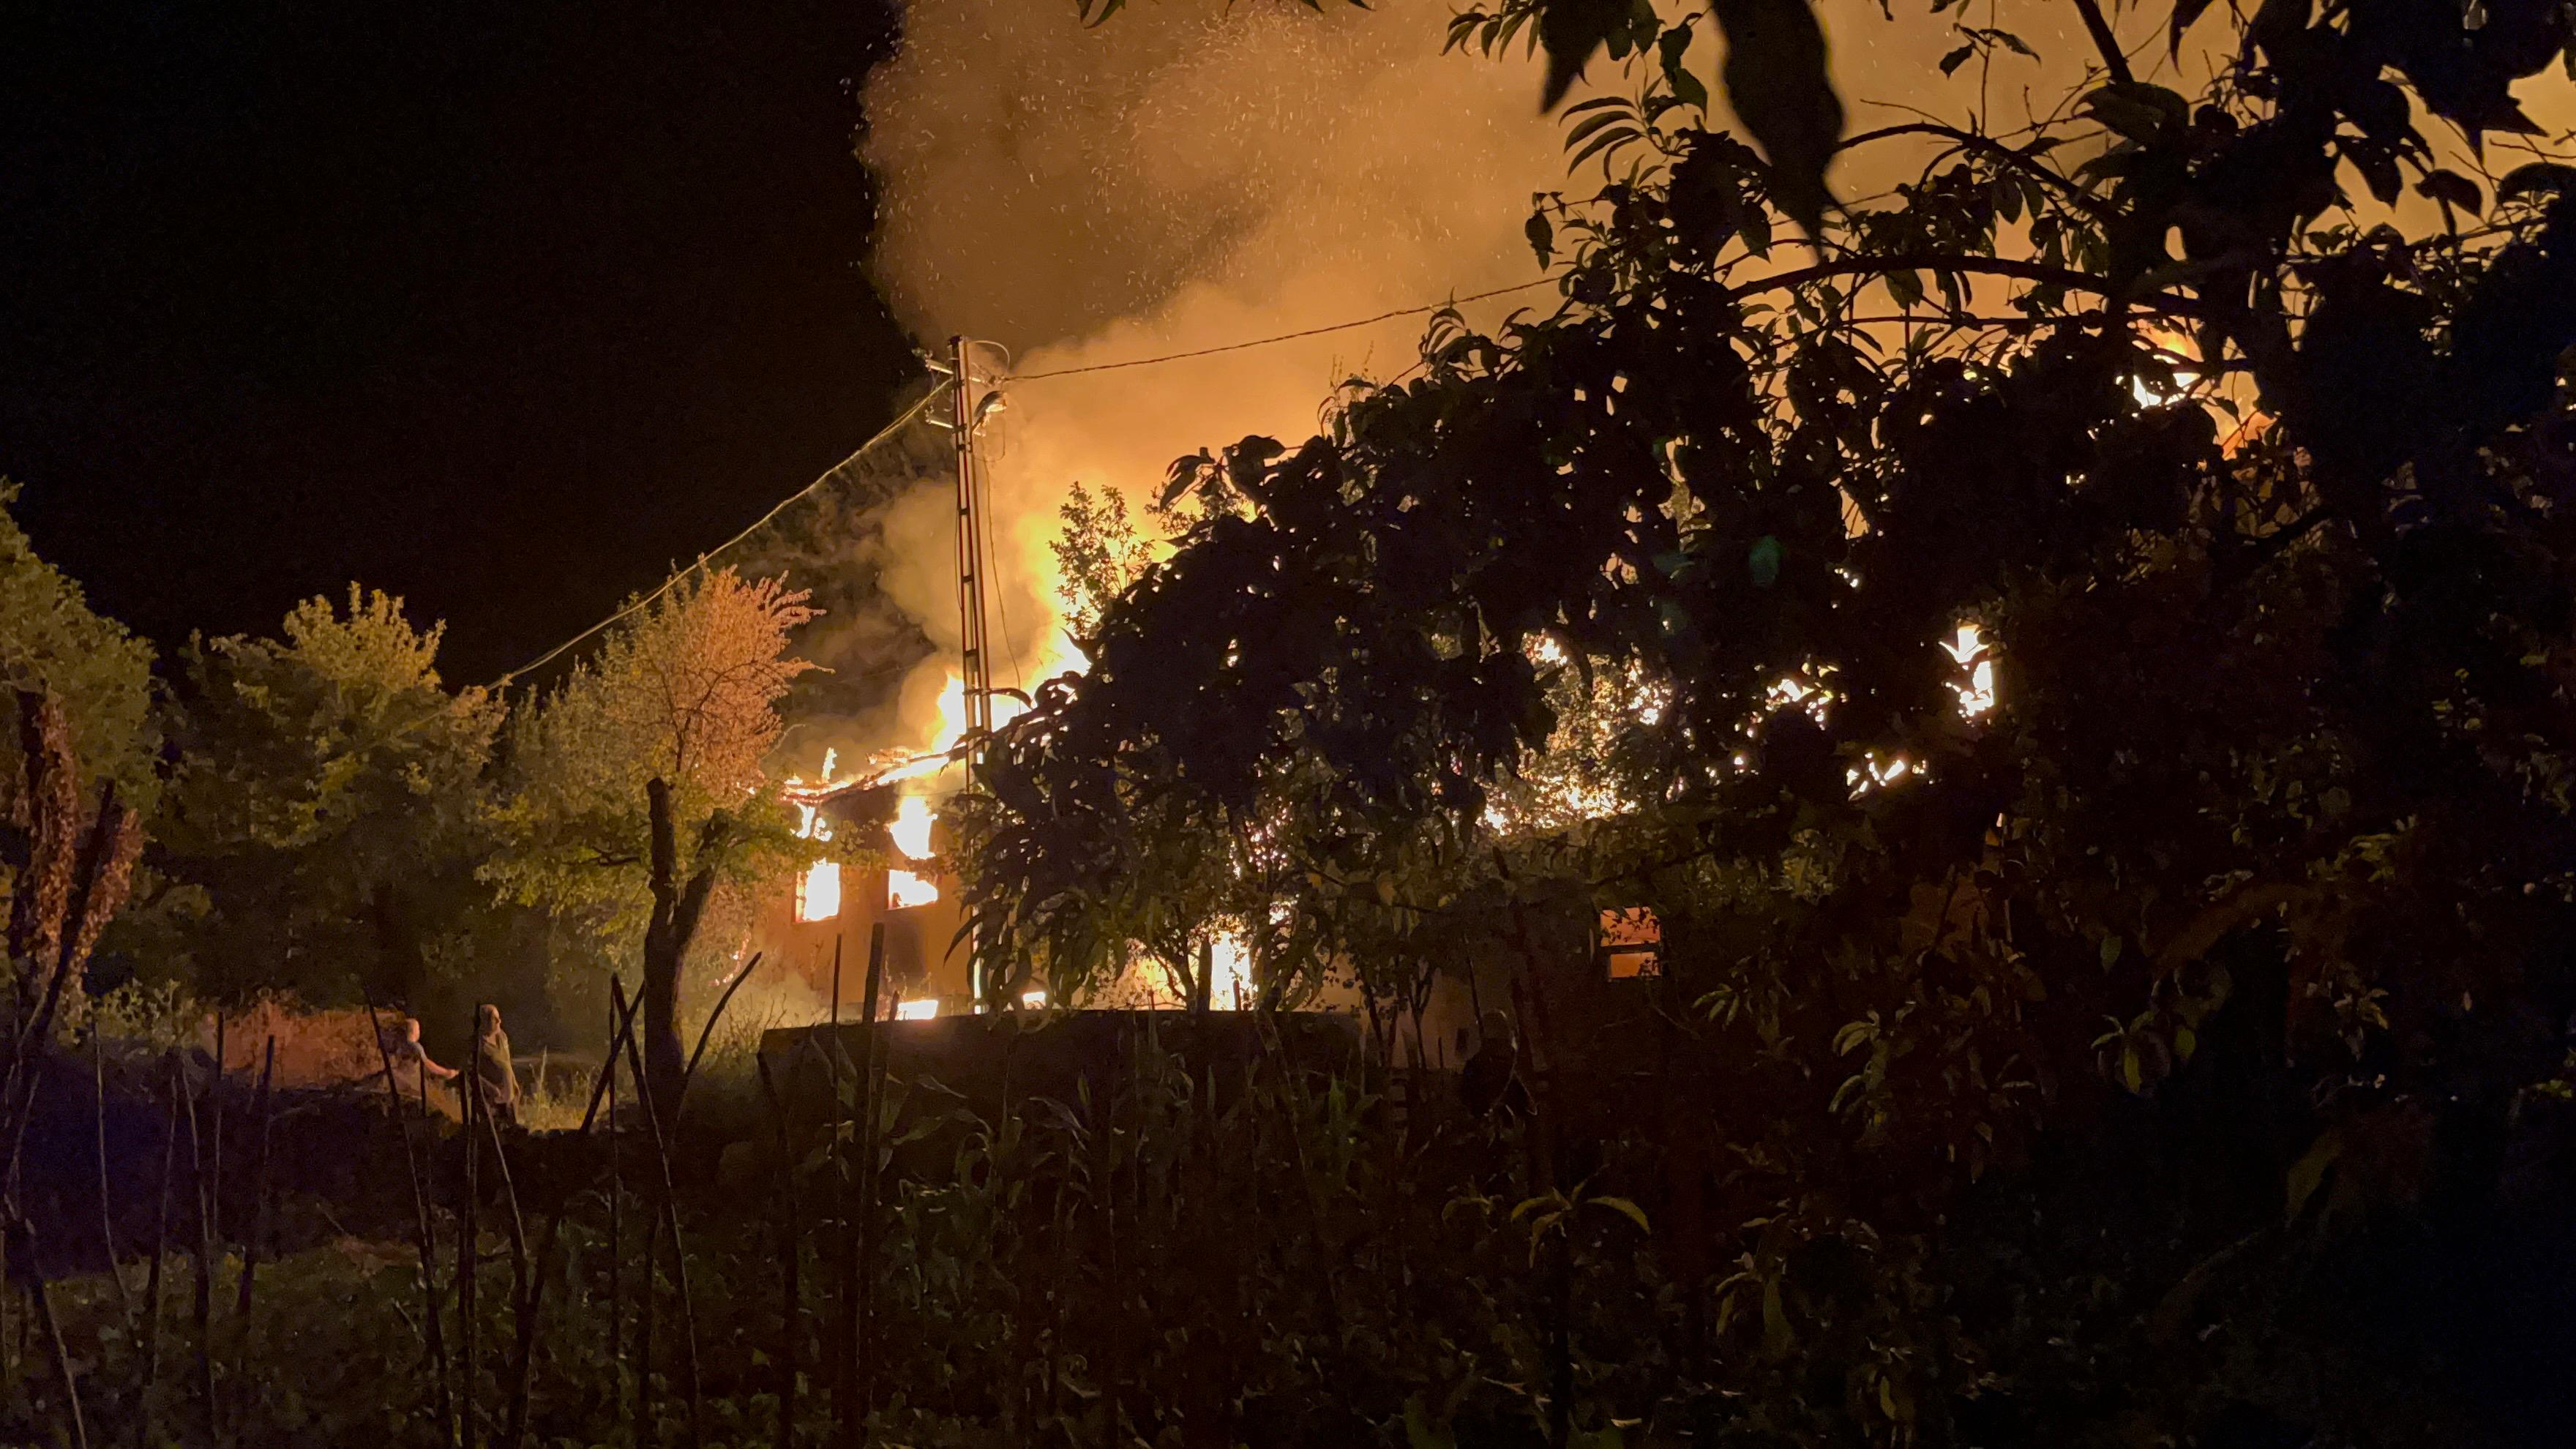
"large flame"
888,869,940,910
790,749,842,922
887,795,941,909
795,862,842,923
889,793,937,861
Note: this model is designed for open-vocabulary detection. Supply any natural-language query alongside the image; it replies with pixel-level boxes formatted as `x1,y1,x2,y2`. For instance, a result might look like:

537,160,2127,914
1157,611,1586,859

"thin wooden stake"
462,1014,482,1449
362,997,452,1443
757,1055,799,1449
139,1052,179,1418
228,1035,277,1429
7,1216,88,1449
852,924,886,1434
825,937,848,1448
506,986,642,1449
183,1059,215,1443
614,976,701,1449
232,1037,276,1322
607,994,623,1379
91,1029,130,1311
634,1216,659,1447
480,1099,529,1449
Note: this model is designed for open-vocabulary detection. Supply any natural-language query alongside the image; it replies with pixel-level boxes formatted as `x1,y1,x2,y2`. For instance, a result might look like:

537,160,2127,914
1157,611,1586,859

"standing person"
473,1003,520,1127
381,1016,460,1090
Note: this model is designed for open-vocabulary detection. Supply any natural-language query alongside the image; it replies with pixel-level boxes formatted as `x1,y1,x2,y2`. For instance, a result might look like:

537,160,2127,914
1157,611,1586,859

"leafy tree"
1052,480,1159,644
161,587,503,1007
484,566,822,1112
973,1,2576,1441
0,482,157,820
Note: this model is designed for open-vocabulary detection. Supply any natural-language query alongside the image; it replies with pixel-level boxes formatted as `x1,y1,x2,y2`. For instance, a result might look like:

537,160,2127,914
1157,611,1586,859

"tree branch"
1837,123,2111,218
1728,252,2204,315
2069,0,2135,85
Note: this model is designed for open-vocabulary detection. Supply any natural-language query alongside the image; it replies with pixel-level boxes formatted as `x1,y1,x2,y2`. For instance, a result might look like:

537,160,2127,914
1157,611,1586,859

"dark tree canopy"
963,0,2576,1439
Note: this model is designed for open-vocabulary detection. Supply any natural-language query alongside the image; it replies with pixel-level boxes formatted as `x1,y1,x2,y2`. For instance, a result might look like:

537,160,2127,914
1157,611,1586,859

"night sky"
2,1,920,684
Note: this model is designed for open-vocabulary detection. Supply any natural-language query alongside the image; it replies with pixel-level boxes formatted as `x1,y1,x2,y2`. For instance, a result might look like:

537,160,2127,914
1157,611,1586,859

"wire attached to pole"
997,278,1556,383
490,383,951,689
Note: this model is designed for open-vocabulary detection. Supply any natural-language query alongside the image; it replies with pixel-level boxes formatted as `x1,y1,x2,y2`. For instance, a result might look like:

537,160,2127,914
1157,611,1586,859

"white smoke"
855,0,1573,751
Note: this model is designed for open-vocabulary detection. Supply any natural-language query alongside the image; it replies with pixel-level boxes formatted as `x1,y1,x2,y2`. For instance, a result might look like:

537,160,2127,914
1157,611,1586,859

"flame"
890,795,936,861
895,998,939,1021
1019,987,1048,1010
1208,927,1251,1010
1943,623,1998,717
795,861,842,923
888,869,940,910
789,760,841,921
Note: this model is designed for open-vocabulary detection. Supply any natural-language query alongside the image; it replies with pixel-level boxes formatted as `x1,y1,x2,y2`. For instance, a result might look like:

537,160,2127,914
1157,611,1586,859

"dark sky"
1,0,919,684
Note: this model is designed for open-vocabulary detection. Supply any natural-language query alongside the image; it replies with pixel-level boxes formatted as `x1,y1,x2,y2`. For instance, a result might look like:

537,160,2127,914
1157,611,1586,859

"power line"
490,383,951,689
1000,277,1558,382
487,271,1560,690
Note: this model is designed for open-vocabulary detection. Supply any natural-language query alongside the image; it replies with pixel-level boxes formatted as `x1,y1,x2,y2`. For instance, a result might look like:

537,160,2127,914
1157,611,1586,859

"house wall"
752,861,974,1016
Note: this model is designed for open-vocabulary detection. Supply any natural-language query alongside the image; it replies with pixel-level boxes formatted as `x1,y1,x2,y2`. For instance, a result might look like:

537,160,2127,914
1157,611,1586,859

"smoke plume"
847,0,1573,762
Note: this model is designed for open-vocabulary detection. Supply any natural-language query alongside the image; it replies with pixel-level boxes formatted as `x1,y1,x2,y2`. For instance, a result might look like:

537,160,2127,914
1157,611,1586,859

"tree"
970,1,2576,1440
0,482,157,823
485,566,820,1114
162,587,503,1006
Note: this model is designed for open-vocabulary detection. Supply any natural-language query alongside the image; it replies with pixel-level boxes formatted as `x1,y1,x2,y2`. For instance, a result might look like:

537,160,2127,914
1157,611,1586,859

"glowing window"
894,998,939,1021
888,869,940,910
795,861,842,924
1600,907,1662,980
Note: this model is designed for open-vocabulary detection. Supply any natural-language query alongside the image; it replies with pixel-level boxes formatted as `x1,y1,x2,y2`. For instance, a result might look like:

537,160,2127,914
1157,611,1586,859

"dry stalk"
362,994,453,1444
756,1055,800,1449
462,1014,482,1449
614,974,701,1448
503,985,642,1449
139,1052,179,1413
91,1029,130,1311
480,1101,529,1442
852,924,887,1433
6,1215,88,1449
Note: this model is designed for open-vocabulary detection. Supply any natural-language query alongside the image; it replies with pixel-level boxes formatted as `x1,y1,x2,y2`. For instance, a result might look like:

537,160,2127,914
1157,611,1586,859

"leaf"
1404,1393,1459,1449
1761,1277,1794,1355
1658,22,1710,111
2497,162,2576,203
1539,0,1632,111
1591,1195,1652,1234
1570,124,1645,172
1748,534,1783,587
2083,81,2188,143
2283,1126,2343,1224
1526,211,1555,268
1989,28,2036,57
2169,0,2218,54
1939,43,1977,75
2416,169,2482,217
1713,0,1844,236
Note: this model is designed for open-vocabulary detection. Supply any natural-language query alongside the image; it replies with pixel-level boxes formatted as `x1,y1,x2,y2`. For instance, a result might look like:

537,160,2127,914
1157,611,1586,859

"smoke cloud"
848,0,1573,761
811,0,2573,773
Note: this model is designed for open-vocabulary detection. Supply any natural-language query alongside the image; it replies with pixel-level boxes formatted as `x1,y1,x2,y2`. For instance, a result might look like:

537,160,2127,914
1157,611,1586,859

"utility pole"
948,334,995,765
946,335,996,1006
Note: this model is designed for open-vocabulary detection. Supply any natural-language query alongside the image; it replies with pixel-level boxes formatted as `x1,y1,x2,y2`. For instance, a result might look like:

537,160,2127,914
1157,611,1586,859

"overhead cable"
490,271,1558,688
999,277,1557,382
491,382,951,689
